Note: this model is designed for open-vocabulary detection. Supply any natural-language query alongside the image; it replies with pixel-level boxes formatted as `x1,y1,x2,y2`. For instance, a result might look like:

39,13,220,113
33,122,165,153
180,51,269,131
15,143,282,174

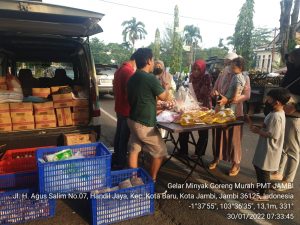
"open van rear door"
0,0,104,37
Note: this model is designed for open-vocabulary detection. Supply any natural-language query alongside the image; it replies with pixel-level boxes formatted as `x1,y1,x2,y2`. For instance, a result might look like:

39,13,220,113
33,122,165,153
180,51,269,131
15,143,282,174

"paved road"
26,95,299,225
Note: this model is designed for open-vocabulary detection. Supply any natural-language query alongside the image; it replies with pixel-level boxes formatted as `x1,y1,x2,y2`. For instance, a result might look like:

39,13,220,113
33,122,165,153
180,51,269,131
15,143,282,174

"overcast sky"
44,0,282,48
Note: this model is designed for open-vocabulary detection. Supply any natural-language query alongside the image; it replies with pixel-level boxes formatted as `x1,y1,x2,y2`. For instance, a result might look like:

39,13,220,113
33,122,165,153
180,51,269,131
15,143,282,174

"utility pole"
271,27,278,72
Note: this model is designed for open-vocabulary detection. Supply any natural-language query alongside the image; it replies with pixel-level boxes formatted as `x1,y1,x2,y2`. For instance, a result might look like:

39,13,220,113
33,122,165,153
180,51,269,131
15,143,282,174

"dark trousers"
254,165,271,195
178,130,208,156
113,114,130,168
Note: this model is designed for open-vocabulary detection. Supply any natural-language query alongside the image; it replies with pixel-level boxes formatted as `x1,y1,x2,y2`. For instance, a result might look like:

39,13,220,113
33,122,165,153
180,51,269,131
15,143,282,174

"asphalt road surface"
25,95,299,225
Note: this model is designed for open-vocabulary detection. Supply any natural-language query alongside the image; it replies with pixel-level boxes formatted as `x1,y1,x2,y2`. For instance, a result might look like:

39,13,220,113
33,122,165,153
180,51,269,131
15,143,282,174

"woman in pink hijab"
178,59,212,156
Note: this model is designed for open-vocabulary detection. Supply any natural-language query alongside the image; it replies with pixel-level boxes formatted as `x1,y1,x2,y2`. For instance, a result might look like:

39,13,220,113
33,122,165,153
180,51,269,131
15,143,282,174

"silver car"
96,64,118,96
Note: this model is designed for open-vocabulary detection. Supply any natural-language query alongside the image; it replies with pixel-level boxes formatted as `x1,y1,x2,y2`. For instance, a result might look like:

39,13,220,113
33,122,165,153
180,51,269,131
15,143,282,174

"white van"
0,0,104,148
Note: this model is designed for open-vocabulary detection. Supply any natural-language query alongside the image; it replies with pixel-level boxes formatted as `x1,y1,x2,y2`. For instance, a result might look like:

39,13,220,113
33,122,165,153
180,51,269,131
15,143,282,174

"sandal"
229,163,240,176
208,160,219,170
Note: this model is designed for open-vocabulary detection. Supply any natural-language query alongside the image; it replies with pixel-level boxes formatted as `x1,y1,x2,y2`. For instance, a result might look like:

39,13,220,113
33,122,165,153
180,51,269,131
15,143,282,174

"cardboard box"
32,88,51,98
10,102,33,117
72,111,89,120
73,107,89,114
0,117,12,132
0,77,5,85
51,86,68,93
0,103,10,118
11,115,35,131
72,99,89,107
35,114,57,129
33,102,55,115
72,119,89,126
53,93,73,108
64,132,96,146
55,108,73,126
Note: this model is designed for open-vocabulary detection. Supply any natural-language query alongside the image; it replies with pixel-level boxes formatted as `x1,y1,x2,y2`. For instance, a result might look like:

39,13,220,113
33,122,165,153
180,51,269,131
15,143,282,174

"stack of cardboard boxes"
10,102,35,131
33,101,57,129
72,99,89,126
0,85,90,132
0,103,11,132
52,87,74,127
32,88,51,98
0,77,6,90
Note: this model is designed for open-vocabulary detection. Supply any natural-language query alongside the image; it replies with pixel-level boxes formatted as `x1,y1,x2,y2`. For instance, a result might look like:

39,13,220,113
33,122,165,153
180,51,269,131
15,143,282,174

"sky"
44,0,282,48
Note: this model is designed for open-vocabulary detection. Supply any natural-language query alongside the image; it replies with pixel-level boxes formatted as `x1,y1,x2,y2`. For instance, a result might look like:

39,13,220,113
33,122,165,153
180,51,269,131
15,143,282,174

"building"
253,34,281,73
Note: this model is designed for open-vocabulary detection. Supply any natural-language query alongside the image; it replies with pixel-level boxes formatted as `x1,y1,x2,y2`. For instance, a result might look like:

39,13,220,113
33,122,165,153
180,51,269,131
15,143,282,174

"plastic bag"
156,110,180,123
174,86,201,112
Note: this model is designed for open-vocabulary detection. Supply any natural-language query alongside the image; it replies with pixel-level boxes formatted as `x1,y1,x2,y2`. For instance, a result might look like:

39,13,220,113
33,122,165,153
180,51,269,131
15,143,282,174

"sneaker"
229,164,240,176
270,172,283,181
155,182,167,194
208,160,219,170
272,182,293,192
250,194,269,202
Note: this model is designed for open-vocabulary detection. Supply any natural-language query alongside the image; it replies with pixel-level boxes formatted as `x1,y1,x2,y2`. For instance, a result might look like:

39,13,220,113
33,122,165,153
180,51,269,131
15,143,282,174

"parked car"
96,64,118,96
0,0,104,148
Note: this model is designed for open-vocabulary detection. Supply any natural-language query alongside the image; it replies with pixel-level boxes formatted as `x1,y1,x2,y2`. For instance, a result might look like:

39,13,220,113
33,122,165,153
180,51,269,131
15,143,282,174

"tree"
279,0,294,63
90,37,106,64
232,0,255,69
218,38,229,51
121,17,147,52
289,0,300,51
251,28,273,49
170,5,183,74
153,28,161,60
183,25,202,66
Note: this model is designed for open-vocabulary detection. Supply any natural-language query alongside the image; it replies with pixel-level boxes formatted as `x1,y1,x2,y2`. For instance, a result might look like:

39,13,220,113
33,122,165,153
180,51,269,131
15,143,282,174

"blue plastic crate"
0,172,55,225
36,142,111,194
90,168,154,225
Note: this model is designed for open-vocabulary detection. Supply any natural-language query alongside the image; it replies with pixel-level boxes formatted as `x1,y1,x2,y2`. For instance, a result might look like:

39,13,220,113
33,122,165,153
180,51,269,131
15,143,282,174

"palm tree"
121,17,147,51
183,25,202,65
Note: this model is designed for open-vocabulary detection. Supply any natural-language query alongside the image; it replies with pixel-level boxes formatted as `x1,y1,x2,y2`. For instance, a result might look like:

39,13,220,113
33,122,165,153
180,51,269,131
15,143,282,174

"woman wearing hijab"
178,59,212,156
153,60,176,93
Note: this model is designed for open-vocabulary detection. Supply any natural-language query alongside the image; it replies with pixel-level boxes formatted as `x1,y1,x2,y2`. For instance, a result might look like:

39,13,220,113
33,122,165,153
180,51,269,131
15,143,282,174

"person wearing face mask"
112,54,136,169
251,88,290,201
178,59,212,157
271,48,300,191
154,60,176,114
153,60,176,93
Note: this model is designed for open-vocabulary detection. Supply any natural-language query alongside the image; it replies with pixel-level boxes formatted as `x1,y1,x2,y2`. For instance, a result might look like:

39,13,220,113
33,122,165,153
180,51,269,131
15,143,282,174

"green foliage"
90,37,131,65
121,17,147,51
251,28,273,50
233,0,255,69
197,47,228,60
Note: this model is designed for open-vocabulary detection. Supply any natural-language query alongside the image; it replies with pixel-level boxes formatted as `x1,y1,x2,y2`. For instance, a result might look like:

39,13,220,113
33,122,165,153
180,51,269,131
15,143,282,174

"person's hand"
283,104,296,115
211,90,219,97
217,94,228,106
163,82,170,90
251,125,260,134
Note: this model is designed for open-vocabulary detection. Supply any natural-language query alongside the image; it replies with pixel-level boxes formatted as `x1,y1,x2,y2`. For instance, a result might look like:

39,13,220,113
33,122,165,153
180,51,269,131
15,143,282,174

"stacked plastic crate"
0,147,55,224
36,142,155,225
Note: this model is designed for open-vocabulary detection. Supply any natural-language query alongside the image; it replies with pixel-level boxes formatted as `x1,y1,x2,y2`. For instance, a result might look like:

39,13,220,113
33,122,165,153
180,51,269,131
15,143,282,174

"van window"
16,62,74,80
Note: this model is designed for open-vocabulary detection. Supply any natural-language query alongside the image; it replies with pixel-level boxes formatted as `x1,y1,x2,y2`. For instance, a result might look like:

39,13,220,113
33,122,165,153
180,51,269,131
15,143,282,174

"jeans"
178,130,208,156
113,114,130,168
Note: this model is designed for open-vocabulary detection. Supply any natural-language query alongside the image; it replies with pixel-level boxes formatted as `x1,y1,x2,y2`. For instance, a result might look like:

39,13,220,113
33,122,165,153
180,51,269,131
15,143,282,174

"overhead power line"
96,0,235,26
